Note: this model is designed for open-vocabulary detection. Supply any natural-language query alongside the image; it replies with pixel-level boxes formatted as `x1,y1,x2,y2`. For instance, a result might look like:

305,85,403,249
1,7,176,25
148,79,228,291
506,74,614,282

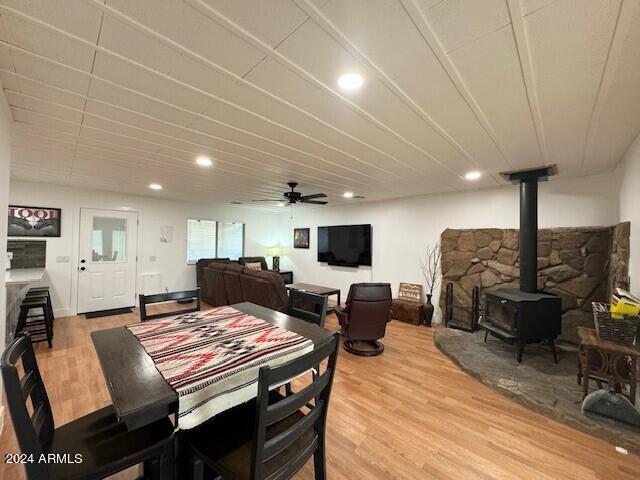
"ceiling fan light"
343,191,354,198
277,202,285,207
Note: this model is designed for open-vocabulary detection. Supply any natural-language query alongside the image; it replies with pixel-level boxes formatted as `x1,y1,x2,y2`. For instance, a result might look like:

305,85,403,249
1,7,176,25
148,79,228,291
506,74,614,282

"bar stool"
25,288,55,332
15,297,53,348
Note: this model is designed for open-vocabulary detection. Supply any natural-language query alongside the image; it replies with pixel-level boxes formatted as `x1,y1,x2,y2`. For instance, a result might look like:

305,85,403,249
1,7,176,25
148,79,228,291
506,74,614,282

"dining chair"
186,332,339,480
139,288,201,321
287,290,328,327
1,333,175,480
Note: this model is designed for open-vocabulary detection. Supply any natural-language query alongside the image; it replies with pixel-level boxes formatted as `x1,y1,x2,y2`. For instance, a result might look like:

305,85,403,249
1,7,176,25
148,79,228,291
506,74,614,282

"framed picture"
8,205,62,237
293,228,310,249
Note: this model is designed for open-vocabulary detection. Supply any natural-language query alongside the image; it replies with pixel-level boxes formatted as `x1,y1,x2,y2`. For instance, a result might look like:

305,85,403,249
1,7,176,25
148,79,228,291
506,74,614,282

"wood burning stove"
479,166,562,363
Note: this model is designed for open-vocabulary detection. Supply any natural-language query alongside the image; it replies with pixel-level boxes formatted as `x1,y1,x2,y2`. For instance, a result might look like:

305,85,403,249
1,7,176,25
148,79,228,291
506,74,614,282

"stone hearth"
440,223,630,343
434,327,640,455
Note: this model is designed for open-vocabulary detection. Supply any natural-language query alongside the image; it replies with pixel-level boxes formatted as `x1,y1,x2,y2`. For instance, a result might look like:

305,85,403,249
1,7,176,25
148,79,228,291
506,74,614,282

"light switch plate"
56,256,70,263
149,256,157,262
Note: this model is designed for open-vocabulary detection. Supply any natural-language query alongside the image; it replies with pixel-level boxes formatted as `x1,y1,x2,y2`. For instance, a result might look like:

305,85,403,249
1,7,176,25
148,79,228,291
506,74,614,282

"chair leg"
313,435,327,480
160,442,175,480
190,453,204,480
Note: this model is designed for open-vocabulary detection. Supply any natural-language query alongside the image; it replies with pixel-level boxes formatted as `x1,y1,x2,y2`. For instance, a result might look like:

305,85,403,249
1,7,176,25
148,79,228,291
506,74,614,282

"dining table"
91,302,334,432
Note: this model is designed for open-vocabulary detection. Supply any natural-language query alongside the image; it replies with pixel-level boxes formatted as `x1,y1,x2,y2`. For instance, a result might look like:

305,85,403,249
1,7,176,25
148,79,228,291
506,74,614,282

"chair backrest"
251,333,339,480
139,288,201,321
1,334,53,480
288,290,328,327
239,256,268,271
345,283,392,340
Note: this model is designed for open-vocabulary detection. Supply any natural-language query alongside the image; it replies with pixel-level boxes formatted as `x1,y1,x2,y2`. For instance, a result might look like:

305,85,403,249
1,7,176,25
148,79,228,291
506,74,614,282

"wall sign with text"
8,205,62,237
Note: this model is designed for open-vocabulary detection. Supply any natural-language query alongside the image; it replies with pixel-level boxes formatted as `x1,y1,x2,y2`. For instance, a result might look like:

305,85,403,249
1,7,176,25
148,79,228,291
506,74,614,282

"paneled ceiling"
1,0,639,208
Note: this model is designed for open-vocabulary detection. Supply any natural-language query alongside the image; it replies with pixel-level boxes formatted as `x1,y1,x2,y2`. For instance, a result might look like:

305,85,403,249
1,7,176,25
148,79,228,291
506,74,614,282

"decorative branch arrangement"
420,242,442,296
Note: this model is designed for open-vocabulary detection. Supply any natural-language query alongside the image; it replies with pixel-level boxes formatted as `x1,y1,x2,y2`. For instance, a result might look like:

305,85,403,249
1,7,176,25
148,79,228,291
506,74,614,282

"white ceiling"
0,0,639,208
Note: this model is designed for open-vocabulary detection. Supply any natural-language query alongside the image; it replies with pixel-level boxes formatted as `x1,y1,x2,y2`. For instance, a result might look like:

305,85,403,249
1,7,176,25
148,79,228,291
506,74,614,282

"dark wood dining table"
91,302,334,431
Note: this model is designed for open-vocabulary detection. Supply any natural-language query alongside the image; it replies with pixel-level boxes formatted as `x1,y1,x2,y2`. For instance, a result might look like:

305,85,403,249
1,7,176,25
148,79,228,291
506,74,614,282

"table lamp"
267,246,283,271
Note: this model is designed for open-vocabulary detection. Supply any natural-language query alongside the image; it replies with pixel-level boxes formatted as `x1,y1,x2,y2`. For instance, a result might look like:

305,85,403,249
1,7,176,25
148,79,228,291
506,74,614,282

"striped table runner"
126,306,313,429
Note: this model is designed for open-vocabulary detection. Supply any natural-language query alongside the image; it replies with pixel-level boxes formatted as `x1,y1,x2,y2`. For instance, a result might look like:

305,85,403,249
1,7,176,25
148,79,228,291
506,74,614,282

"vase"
422,294,434,326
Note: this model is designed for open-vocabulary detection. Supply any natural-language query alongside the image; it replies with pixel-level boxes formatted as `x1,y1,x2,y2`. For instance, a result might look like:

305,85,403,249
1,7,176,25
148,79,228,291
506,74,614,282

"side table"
577,326,639,404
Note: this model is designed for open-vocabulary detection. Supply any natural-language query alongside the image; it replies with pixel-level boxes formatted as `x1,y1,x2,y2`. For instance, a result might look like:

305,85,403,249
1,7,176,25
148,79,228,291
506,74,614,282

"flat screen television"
317,224,372,267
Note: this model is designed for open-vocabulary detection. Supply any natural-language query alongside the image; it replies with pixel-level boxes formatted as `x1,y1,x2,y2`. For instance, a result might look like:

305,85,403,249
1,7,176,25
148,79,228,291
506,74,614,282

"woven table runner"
127,306,313,429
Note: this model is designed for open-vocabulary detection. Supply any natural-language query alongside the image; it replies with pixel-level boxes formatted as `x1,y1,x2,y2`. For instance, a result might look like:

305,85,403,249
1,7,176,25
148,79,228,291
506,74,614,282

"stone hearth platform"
434,326,640,454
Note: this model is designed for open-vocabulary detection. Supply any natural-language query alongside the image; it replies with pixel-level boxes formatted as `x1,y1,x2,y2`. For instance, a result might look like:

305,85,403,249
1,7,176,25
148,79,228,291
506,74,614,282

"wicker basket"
592,302,640,345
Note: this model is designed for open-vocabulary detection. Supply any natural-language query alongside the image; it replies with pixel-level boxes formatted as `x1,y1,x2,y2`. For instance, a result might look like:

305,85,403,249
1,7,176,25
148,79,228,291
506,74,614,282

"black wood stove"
479,166,562,363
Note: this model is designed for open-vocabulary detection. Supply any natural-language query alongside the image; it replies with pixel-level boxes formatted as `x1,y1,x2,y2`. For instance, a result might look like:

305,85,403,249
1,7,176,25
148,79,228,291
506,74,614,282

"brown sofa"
201,262,288,312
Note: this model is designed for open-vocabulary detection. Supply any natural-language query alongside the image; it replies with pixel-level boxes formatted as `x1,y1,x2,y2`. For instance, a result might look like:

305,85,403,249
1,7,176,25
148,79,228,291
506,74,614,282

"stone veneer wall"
440,222,630,343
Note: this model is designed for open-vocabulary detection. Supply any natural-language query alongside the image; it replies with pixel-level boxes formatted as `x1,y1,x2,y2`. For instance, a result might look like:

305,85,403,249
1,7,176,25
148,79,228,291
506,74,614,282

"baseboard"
53,308,73,318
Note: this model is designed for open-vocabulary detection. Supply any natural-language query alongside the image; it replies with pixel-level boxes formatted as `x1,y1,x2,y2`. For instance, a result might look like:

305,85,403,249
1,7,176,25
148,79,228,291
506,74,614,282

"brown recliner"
196,258,229,287
222,264,245,305
203,263,229,306
335,283,392,356
240,269,288,312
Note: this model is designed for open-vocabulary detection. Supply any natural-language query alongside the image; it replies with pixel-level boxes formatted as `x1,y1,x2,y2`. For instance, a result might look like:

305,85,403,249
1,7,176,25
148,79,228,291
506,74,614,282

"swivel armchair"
335,283,392,356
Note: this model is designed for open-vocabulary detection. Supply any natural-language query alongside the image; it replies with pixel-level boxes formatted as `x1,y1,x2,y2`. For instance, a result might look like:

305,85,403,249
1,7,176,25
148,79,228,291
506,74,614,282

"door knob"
80,266,86,271
80,259,86,263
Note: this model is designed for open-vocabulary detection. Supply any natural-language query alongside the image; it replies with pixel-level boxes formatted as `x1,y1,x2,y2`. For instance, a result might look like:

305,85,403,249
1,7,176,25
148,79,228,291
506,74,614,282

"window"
217,222,245,260
187,219,217,264
186,219,245,264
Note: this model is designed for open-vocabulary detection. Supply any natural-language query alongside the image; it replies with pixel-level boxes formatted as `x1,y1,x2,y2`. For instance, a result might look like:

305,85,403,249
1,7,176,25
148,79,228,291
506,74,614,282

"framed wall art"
8,205,62,237
293,227,310,249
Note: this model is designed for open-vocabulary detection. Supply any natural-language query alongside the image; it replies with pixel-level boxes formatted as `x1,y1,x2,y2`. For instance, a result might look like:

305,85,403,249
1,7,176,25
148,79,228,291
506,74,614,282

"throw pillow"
245,262,262,271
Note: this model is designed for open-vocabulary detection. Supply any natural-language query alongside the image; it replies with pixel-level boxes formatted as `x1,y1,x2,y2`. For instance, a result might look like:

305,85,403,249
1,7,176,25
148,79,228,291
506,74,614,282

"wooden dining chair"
1,333,175,480
287,290,328,327
139,288,201,321
186,333,339,480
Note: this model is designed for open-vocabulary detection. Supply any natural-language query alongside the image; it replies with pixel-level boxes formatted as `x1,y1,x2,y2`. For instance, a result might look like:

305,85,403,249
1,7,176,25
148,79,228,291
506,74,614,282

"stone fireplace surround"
439,222,630,343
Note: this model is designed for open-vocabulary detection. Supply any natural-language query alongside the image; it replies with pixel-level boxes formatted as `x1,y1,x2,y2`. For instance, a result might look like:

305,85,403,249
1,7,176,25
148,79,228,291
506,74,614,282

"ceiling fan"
251,182,328,206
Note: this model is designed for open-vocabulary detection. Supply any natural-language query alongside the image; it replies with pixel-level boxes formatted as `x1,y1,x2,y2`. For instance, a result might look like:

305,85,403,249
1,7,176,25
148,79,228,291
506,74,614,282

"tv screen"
317,224,372,267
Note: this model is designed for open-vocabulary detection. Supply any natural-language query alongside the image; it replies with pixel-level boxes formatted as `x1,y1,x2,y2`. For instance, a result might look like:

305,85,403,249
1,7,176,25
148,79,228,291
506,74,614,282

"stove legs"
550,339,558,364
517,339,525,363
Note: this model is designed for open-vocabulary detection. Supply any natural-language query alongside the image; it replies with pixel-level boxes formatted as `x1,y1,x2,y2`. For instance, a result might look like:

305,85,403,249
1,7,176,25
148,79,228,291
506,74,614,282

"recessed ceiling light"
337,73,363,91
149,183,162,190
277,202,285,207
464,171,482,181
196,155,213,167
343,191,354,198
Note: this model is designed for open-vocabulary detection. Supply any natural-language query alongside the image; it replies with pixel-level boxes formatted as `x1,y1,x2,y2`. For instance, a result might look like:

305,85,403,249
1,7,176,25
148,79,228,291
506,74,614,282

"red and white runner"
127,306,313,429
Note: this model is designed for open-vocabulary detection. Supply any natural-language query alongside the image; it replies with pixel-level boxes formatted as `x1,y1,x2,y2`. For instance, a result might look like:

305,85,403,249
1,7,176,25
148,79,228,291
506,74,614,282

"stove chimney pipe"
501,165,556,294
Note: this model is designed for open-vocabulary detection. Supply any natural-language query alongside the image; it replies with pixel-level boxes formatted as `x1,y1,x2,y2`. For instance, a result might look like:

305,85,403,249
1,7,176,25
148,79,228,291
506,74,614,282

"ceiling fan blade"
249,199,283,202
299,193,327,200
300,199,328,205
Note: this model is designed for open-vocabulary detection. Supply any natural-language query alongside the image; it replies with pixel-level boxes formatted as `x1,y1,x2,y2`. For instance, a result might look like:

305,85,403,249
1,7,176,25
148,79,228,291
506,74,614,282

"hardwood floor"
1,306,638,479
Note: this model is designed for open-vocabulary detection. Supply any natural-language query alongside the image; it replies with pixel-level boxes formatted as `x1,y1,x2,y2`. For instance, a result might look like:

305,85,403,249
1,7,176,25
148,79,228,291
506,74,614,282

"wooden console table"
577,326,639,404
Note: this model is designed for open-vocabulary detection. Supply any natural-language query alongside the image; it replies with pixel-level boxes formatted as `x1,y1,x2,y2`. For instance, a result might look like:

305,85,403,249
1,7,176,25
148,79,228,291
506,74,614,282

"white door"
77,208,138,313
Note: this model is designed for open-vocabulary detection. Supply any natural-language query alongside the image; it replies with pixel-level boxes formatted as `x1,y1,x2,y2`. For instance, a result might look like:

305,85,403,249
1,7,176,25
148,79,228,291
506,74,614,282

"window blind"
187,218,217,264
217,222,244,260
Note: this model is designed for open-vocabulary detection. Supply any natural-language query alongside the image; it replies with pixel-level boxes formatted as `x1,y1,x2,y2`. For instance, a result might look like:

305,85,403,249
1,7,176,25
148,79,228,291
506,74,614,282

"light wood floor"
1,306,638,480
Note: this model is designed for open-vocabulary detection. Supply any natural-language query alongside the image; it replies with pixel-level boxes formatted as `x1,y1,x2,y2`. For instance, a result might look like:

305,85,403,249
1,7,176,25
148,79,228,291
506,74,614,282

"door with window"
77,208,138,313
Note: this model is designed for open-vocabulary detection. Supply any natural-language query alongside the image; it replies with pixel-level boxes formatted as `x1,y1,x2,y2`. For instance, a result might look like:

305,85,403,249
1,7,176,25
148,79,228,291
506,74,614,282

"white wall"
9,181,282,317
278,173,620,322
618,132,640,294
0,87,12,429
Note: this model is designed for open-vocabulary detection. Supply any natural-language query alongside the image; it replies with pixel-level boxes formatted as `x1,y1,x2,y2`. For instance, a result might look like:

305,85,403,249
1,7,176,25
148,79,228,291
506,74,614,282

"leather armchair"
335,283,392,356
